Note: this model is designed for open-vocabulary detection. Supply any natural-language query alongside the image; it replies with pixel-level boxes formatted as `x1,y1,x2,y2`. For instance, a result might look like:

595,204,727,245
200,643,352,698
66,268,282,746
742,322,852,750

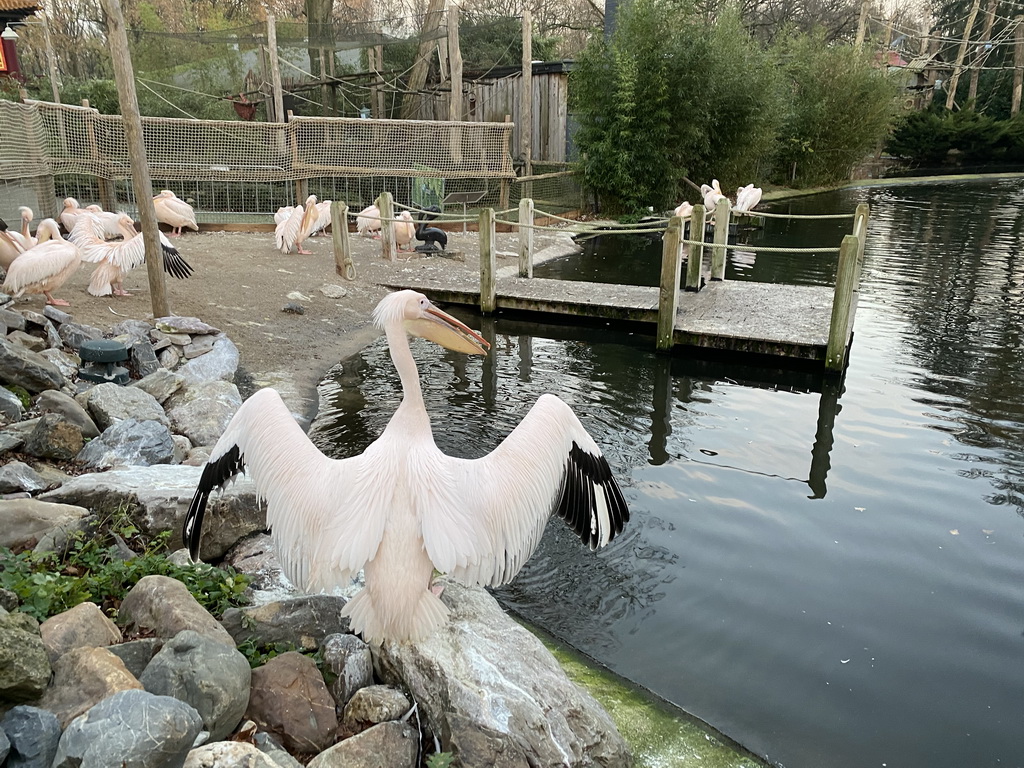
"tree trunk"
401,0,446,120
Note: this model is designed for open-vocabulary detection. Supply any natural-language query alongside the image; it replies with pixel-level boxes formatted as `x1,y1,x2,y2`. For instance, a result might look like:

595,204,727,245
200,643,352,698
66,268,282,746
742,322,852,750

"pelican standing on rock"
153,190,199,236
1,219,81,306
183,290,630,645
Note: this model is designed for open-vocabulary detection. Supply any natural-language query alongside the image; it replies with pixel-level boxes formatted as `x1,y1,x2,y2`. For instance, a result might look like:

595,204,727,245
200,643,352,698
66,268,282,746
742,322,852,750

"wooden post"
710,197,730,281
319,48,330,116
968,0,998,104
946,0,982,110
656,216,683,351
854,0,870,48
378,191,396,262
287,111,308,205
331,201,356,280
401,0,446,120
521,7,532,179
447,3,462,122
852,202,869,286
825,234,860,372
266,15,285,123
480,207,496,313
499,115,512,210
41,8,61,103
1014,17,1024,117
518,197,534,277
100,0,169,319
373,40,386,117
684,204,705,291
83,99,117,210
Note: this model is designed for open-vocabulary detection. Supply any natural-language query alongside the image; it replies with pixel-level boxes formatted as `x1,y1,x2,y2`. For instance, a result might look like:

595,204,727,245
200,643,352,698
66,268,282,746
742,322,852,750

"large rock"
0,725,9,764
165,379,241,447
52,689,203,768
0,498,89,549
39,601,122,664
177,336,239,385
37,646,143,727
341,685,410,736
118,575,236,647
0,706,62,768
130,368,185,404
321,632,373,709
35,390,100,439
183,741,283,768
140,629,251,741
307,721,418,768
220,595,350,651
246,651,338,755
39,465,263,560
0,385,24,421
107,637,164,679
56,321,103,350
84,382,169,430
22,413,84,461
0,612,51,702
38,348,80,381
0,338,64,393
77,418,175,469
0,461,49,494
374,581,632,768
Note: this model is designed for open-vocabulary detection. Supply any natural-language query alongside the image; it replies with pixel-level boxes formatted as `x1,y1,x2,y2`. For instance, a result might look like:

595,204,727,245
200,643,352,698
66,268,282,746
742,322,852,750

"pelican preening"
734,184,763,213
394,210,416,252
1,219,81,306
275,194,320,254
71,213,193,296
59,198,87,232
183,290,630,645
673,201,694,219
0,217,27,272
153,190,199,237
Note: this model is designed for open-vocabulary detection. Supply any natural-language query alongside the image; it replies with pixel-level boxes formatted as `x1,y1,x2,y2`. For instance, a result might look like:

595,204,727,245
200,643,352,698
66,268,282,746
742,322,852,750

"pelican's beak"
410,305,490,355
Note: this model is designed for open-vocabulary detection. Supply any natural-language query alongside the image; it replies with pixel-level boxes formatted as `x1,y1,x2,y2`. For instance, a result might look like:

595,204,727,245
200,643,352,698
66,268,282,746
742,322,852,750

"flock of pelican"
274,196,449,255
1,192,196,306
673,180,763,219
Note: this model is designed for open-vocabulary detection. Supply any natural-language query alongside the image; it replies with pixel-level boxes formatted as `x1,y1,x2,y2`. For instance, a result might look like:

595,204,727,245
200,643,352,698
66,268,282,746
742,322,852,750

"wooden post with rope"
518,197,534,277
1013,17,1024,117
685,204,705,291
657,215,683,351
480,207,496,314
711,197,730,281
825,234,861,373
100,0,169,319
377,191,396,262
331,201,356,280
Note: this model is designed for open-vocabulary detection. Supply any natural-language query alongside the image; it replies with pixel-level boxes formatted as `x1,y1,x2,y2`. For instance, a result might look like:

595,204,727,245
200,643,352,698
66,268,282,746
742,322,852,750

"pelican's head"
305,195,318,206
18,206,33,222
116,213,137,238
35,219,62,243
398,211,414,222
156,190,175,199
85,204,103,213
374,290,490,355
63,197,79,209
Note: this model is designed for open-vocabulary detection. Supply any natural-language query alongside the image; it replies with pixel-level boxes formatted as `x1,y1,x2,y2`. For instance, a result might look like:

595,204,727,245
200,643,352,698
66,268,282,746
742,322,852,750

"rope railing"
737,210,856,220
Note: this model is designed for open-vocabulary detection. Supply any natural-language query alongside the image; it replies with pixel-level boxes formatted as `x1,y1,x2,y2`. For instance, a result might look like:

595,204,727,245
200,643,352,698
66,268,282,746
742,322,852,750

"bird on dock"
153,190,199,237
1,218,81,306
356,203,382,238
415,206,448,252
275,194,320,254
182,289,630,645
673,201,694,219
734,184,763,213
701,180,727,211
72,213,193,296
394,210,416,252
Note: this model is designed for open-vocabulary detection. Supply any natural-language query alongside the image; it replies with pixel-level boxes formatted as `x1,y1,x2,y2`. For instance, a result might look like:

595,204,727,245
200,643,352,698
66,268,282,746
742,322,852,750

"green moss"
524,621,769,768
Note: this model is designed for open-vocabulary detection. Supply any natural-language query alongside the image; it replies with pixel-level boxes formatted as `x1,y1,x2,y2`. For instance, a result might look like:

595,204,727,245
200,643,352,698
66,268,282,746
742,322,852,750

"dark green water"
315,178,1024,768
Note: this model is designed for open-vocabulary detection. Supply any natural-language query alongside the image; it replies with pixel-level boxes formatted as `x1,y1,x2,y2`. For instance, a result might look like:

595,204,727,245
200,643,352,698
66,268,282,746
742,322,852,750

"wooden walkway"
381,275,837,363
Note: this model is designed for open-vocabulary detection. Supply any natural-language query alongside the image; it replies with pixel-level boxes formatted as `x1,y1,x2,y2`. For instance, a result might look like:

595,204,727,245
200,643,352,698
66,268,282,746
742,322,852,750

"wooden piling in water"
711,198,731,281
853,203,869,284
825,233,860,372
685,204,705,291
518,198,534,278
331,201,356,280
657,215,684,350
480,207,497,313
377,191,396,262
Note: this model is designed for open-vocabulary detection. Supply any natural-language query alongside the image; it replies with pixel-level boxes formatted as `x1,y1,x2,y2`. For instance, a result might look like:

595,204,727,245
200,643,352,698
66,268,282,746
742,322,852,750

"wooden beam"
331,200,356,280
266,14,285,123
378,191,396,262
657,215,683,350
685,204,705,291
521,7,532,178
401,0,446,120
710,197,730,281
447,3,462,122
969,0,998,104
1014,17,1024,116
946,0,982,110
480,207,496,313
826,234,860,372
518,197,534,277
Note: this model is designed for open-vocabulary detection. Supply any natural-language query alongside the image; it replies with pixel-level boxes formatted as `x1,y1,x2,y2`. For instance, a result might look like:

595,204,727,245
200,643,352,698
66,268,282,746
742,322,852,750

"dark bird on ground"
414,205,448,252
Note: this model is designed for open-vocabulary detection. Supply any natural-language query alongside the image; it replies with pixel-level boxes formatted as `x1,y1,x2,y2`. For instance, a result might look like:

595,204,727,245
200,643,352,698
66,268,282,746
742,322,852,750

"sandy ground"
7,225,576,419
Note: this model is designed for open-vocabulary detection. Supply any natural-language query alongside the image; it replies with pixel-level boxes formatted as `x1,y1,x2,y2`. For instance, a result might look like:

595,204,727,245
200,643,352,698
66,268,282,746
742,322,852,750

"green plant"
2,384,30,410
426,752,455,768
0,508,250,622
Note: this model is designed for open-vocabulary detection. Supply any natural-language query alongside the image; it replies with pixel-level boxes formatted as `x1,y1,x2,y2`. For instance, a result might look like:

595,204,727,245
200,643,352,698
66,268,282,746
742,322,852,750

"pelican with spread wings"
183,289,629,644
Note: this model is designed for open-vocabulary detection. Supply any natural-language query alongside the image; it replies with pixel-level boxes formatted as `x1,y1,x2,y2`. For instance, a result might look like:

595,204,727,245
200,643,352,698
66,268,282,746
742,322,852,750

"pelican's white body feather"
393,210,416,251
153,190,199,235
356,204,381,237
185,290,628,644
1,219,81,304
275,195,319,253
734,184,762,213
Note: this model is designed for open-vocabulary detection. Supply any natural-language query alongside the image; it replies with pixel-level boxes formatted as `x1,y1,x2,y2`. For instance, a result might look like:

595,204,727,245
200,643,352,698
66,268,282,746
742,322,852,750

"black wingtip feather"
181,444,244,560
161,243,193,279
554,442,630,550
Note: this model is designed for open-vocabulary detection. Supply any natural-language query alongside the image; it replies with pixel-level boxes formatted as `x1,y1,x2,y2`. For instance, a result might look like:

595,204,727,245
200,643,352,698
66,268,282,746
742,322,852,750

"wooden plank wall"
423,72,568,163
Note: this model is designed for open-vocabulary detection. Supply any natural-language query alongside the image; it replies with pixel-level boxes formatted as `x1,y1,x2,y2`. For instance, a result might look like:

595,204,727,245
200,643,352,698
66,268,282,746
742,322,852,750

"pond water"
313,178,1024,768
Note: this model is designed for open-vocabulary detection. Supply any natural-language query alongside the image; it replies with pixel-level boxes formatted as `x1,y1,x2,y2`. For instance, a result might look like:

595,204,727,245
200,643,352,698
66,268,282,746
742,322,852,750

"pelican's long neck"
385,323,428,428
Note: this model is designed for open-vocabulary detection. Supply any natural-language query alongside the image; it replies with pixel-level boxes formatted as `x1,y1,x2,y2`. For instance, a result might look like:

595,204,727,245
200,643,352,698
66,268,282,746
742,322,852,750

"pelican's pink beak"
411,305,490,355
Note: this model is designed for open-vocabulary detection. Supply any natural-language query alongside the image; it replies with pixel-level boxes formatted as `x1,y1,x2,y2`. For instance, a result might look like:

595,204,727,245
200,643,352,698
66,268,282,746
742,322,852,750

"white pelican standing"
59,198,86,232
393,210,416,252
734,184,763,213
1,219,81,306
153,190,199,236
356,203,381,238
183,290,630,645
311,199,332,236
701,179,727,211
275,195,319,254
72,213,193,296
18,206,35,244
673,201,694,219
0,217,27,272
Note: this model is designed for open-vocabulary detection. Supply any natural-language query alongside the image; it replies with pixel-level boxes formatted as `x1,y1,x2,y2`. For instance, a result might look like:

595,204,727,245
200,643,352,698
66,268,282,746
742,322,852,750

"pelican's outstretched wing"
276,206,303,252
274,206,297,226
421,393,629,587
183,387,382,592
79,230,193,280
313,201,332,234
